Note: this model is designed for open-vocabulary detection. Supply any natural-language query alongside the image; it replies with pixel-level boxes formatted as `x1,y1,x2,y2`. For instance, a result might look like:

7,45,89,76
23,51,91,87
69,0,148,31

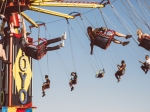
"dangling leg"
142,65,149,74
112,38,129,46
90,39,94,55
42,85,46,97
141,65,146,73
115,32,132,39
36,32,66,47
21,18,28,44
46,32,66,46
46,46,60,51
115,71,120,83
46,40,64,51
69,81,74,91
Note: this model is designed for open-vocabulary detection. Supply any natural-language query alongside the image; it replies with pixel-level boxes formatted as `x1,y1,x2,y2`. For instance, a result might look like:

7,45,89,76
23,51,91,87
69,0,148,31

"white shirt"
146,58,150,65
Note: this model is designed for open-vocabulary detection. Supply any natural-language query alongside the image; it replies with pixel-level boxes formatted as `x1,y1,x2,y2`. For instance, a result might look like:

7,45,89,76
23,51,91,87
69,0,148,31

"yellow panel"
8,107,17,112
13,49,32,92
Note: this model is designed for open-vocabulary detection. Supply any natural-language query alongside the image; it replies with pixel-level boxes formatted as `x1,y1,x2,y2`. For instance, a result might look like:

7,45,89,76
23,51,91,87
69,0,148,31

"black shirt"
46,79,50,84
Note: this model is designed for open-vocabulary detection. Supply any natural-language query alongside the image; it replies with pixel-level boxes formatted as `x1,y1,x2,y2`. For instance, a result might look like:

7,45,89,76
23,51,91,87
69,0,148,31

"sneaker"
122,41,129,46
42,93,45,97
61,32,66,40
117,79,120,83
59,40,64,47
125,35,132,39
145,70,148,74
71,86,74,91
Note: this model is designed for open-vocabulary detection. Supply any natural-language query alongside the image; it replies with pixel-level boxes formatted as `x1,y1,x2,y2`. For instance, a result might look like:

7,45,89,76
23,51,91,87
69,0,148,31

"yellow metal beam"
28,6,74,19
20,12,38,28
30,2,105,8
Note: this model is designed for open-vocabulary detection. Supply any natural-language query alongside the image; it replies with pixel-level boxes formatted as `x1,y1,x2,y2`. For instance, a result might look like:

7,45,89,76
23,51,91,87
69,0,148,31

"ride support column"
7,12,20,106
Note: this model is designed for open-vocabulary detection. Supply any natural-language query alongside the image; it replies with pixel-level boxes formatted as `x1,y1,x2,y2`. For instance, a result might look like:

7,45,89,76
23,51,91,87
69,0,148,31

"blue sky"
24,0,150,112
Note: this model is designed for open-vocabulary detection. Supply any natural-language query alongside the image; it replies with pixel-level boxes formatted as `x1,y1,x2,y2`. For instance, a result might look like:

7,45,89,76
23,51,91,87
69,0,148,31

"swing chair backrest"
94,30,115,49
95,70,104,78
25,38,47,60
139,37,150,51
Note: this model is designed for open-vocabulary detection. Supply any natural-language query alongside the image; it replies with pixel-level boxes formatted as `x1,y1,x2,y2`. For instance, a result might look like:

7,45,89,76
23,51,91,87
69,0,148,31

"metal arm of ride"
30,2,105,8
21,12,39,28
28,6,75,19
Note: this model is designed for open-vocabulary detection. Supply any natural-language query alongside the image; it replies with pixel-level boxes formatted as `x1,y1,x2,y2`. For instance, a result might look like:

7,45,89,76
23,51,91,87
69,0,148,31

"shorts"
42,84,50,89
115,70,124,76
71,80,77,85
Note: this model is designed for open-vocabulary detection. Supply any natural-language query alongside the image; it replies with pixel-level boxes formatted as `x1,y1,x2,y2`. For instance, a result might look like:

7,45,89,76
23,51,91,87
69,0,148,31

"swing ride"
0,0,149,112
0,0,110,112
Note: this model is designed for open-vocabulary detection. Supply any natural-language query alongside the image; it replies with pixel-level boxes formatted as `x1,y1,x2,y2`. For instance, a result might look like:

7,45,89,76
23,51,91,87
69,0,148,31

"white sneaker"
59,40,64,47
61,32,66,40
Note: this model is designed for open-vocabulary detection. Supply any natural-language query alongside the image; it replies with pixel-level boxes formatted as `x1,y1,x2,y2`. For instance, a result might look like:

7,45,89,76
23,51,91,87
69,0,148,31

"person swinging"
139,55,150,74
95,69,105,78
87,26,132,55
42,75,50,97
69,72,77,91
137,29,150,51
0,15,11,64
115,60,126,83
9,18,66,60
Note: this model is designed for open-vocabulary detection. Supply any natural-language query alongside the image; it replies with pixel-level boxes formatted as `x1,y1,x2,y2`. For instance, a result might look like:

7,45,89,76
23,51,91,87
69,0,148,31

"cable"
38,61,44,83
67,22,76,72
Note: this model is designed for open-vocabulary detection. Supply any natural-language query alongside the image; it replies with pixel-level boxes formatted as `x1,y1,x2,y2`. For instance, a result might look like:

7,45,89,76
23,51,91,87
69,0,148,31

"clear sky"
24,0,150,112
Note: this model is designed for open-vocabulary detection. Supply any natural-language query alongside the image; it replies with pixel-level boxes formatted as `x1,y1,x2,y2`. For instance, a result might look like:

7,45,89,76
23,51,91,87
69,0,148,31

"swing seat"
44,84,50,89
12,33,22,38
25,38,47,60
139,38,150,51
70,79,77,85
42,84,50,89
95,70,104,78
94,30,115,49
116,69,125,76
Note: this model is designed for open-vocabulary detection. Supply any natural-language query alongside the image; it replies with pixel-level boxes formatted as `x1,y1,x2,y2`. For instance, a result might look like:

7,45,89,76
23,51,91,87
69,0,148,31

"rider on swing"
137,29,150,42
95,69,105,78
87,26,132,55
42,75,50,97
69,72,77,91
0,15,11,64
9,17,66,59
139,55,150,74
115,60,126,83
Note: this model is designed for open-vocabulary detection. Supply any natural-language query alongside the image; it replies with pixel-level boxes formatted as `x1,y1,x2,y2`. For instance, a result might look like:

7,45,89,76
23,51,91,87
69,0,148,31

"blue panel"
2,107,7,112
25,108,32,112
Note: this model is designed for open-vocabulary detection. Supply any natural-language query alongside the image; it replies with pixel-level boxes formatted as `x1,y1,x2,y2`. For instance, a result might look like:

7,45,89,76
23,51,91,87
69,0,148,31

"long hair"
87,26,92,35
87,26,94,40
137,29,142,35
